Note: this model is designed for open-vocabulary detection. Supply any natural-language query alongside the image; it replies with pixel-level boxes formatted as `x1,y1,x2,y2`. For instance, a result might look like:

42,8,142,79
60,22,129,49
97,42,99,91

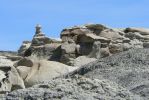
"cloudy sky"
0,0,149,51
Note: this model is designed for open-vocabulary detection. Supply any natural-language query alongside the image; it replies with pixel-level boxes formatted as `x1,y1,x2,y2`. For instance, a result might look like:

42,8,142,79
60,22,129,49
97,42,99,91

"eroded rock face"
28,26,61,59
3,24,149,99
18,24,149,66
60,24,111,65
18,41,31,56
124,27,149,35
60,42,76,65
0,56,25,93
88,41,101,59
14,57,77,87
18,25,62,61
60,24,149,65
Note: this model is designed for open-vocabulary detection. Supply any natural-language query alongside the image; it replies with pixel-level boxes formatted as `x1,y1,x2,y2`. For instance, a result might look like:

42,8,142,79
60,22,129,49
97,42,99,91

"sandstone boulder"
16,66,31,80
0,56,25,93
125,27,149,35
15,58,77,87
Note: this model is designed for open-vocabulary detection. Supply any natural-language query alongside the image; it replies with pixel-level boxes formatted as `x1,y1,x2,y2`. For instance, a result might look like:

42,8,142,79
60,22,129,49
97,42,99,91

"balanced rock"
19,25,62,61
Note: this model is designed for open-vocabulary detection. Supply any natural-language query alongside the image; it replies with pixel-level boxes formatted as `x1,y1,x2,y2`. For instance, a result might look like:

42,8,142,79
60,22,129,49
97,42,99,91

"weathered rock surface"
16,25,149,79
0,56,25,93
65,48,149,99
5,75,142,100
59,24,149,65
2,24,149,99
18,24,149,66
60,42,76,65
124,27,149,35
18,41,31,56
19,25,62,61
73,56,97,67
15,57,77,87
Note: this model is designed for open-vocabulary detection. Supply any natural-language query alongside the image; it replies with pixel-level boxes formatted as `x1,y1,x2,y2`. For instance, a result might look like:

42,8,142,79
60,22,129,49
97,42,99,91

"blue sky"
0,0,149,51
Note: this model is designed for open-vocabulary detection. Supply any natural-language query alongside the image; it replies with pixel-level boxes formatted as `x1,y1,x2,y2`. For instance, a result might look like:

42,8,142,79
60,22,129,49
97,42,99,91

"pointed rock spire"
35,24,42,34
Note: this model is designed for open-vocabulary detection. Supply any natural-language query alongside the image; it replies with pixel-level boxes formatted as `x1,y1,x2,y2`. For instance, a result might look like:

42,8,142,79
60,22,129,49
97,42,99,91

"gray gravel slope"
69,48,149,99
5,75,142,100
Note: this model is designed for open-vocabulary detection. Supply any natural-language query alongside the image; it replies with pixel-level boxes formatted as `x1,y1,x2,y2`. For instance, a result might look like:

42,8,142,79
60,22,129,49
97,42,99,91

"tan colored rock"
84,34,111,43
0,70,10,92
125,28,149,35
60,42,77,65
20,59,77,87
18,24,149,66
0,56,25,92
61,42,76,54
73,56,97,67
8,66,25,91
99,29,124,41
125,32,145,40
20,25,62,61
85,24,107,35
18,41,31,56
16,66,31,80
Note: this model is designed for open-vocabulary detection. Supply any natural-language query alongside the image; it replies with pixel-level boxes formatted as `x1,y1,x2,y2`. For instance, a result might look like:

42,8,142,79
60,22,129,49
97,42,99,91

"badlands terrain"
1,24,149,99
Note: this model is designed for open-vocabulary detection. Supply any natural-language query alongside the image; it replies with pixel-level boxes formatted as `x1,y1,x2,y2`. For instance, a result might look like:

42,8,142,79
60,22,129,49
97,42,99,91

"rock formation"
18,24,149,66
59,24,149,65
18,24,62,61
0,56,25,94
2,23,149,99
60,24,111,65
14,57,77,87
18,41,31,56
